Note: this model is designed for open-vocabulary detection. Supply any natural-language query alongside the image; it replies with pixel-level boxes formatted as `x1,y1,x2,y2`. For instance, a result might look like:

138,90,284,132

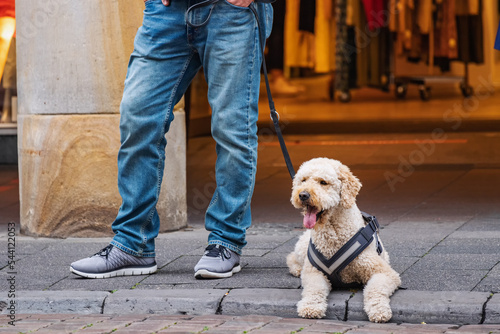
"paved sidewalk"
3,314,500,334
2,219,500,326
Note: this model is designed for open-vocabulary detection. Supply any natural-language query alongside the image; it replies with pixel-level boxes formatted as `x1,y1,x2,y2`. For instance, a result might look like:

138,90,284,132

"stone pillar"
16,0,187,237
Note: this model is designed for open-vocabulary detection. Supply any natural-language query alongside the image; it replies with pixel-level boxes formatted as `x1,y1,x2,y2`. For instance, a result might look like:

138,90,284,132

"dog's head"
291,158,362,229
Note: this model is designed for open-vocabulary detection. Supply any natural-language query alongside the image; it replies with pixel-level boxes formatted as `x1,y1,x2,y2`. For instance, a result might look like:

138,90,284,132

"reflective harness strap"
307,212,383,285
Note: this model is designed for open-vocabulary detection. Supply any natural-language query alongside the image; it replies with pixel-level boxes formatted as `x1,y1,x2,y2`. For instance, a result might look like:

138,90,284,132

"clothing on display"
284,0,485,97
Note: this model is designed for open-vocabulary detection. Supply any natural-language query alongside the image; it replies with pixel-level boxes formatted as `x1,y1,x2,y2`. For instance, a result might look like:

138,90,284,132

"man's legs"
71,0,201,278
192,1,273,277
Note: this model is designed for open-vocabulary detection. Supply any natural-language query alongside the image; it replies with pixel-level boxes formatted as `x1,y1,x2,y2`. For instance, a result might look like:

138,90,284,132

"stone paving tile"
243,252,289,268
472,274,500,293
260,321,312,331
76,319,137,332
137,281,221,290
389,256,420,274
0,263,70,290
14,238,63,256
191,314,236,321
458,218,500,232
116,319,180,332
19,313,78,321
410,253,499,270
243,248,271,257
445,324,500,333
107,314,149,322
0,322,51,332
303,322,358,333
270,236,300,254
400,267,488,291
48,272,145,291
214,268,301,289
245,234,296,250
146,315,194,321
383,242,436,258
429,238,500,255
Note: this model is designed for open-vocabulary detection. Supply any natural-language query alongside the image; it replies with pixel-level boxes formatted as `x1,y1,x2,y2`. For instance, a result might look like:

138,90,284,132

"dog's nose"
299,191,310,202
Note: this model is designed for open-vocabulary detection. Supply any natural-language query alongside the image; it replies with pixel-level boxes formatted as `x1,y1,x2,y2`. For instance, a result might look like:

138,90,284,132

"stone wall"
16,0,187,237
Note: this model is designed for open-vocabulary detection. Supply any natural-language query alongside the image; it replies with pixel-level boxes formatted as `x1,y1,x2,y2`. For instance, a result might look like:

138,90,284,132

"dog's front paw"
297,300,326,319
365,301,392,323
286,253,302,277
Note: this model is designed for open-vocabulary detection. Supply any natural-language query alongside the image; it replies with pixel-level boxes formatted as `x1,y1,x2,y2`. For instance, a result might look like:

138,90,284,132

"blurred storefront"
187,0,500,138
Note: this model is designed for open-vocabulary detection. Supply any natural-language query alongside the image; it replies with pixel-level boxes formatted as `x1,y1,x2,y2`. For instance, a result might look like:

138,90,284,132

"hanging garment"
267,0,286,70
392,0,416,56
299,0,316,33
416,0,432,34
352,1,390,89
285,0,335,73
456,15,484,63
361,0,386,31
456,0,479,15
456,0,484,63
433,0,458,59
0,0,15,19
335,0,350,92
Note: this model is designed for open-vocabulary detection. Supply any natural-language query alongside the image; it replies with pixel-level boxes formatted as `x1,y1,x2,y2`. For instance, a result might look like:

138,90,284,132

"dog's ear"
338,164,362,209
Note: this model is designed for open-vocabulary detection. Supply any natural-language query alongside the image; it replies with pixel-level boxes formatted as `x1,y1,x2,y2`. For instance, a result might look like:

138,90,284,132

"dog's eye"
320,180,328,185
302,178,307,183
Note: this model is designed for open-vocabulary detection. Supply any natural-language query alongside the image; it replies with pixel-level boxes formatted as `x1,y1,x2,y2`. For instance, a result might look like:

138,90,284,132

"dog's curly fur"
287,158,401,322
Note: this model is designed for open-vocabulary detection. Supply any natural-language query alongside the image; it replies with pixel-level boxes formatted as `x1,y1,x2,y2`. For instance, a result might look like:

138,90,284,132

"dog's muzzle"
299,191,310,202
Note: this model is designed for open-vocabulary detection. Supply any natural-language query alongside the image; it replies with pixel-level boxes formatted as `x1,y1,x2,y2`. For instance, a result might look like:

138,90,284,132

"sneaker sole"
194,265,241,279
70,264,157,279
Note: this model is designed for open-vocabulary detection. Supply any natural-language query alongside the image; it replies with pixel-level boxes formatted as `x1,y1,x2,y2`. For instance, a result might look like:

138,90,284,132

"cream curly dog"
287,158,401,323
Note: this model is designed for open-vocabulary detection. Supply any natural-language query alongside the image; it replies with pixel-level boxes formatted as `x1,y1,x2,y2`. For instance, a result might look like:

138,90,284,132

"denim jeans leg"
111,0,201,257
193,2,273,255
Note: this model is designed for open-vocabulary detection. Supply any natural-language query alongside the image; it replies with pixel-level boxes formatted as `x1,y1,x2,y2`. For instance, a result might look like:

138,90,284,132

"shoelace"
93,244,113,259
204,244,232,261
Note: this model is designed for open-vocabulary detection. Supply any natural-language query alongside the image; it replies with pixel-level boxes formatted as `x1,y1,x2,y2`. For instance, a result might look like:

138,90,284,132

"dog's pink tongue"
303,206,318,229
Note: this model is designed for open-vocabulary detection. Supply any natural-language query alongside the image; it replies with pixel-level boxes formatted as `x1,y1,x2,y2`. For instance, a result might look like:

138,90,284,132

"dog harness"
307,212,383,286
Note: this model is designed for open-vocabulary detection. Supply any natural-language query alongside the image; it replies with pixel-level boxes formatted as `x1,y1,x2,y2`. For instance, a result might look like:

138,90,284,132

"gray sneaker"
194,244,241,279
70,244,157,279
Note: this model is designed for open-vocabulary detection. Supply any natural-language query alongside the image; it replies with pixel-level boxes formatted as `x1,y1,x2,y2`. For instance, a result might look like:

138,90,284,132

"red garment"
0,0,15,18
362,0,386,31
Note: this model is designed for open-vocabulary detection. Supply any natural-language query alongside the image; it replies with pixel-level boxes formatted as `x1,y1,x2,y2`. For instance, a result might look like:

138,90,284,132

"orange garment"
0,0,15,18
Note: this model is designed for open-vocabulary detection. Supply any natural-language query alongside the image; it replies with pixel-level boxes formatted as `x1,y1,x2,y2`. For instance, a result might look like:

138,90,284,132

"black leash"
249,3,296,180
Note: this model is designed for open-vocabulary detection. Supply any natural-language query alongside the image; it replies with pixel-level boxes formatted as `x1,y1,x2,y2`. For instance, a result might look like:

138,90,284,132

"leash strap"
307,212,383,285
250,4,296,180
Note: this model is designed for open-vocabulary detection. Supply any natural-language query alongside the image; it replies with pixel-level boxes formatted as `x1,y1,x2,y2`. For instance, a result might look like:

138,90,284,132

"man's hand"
226,0,253,7
143,0,170,5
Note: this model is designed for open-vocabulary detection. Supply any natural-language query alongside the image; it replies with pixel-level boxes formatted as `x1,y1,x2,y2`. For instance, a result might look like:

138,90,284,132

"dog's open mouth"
303,205,324,229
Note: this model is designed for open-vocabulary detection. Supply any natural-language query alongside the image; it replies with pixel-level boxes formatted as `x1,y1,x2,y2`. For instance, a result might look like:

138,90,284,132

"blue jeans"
110,0,273,257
